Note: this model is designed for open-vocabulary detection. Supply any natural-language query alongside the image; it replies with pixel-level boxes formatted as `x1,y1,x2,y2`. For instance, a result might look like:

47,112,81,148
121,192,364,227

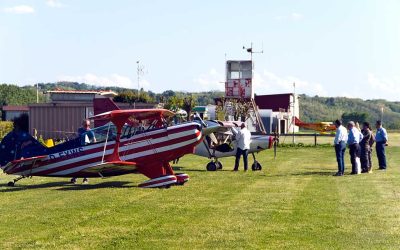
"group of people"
334,119,388,176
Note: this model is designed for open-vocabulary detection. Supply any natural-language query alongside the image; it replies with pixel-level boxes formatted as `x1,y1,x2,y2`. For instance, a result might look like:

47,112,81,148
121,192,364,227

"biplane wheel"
138,175,177,188
206,162,217,171
7,181,15,187
216,161,223,170
175,173,189,185
70,178,77,184
251,162,262,171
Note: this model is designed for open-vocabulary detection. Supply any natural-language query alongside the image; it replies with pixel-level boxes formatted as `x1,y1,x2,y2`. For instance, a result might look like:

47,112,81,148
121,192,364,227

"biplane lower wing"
2,155,47,174
80,161,138,176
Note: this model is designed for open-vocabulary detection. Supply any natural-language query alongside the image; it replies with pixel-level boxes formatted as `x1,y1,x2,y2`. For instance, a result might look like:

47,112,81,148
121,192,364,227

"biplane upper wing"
80,161,137,175
90,109,175,122
2,155,47,174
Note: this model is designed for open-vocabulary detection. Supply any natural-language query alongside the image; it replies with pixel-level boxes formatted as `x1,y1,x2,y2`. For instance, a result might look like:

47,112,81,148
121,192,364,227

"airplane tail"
0,130,47,168
93,97,120,127
293,116,304,126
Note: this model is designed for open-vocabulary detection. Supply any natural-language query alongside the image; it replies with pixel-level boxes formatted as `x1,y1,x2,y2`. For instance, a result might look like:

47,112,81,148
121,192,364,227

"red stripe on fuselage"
31,127,201,176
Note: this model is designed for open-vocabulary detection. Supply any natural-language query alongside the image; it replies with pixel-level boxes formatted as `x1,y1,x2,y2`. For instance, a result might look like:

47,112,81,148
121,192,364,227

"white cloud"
3,5,35,14
192,69,225,91
275,12,304,21
291,13,304,21
192,69,327,96
256,70,328,96
46,0,65,8
57,73,144,89
367,73,400,101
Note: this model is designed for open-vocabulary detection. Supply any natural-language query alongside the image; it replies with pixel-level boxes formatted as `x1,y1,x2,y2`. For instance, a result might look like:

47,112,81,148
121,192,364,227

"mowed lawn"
0,145,399,249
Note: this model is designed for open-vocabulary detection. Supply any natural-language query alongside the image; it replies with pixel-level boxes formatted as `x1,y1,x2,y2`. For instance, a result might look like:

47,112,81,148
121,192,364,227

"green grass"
1,146,400,249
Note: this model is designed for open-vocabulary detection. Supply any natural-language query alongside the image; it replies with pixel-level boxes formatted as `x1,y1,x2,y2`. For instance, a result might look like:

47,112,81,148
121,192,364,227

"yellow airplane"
294,117,336,133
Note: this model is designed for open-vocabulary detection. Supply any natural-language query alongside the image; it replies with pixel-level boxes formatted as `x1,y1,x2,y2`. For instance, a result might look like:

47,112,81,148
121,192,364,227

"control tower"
217,59,266,133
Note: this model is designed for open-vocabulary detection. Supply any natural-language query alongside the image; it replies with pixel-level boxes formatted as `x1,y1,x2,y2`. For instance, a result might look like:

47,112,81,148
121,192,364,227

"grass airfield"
1,144,400,249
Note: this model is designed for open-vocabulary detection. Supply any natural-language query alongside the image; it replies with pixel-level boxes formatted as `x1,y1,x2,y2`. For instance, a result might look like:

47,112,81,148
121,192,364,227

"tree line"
1,82,400,129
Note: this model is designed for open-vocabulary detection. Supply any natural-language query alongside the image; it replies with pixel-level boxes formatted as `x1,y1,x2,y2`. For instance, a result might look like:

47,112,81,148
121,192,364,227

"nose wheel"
251,161,262,171
251,153,262,171
206,160,223,171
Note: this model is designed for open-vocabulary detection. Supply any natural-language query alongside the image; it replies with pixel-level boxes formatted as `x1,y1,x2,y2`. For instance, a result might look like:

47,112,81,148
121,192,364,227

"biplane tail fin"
0,130,47,168
93,97,120,127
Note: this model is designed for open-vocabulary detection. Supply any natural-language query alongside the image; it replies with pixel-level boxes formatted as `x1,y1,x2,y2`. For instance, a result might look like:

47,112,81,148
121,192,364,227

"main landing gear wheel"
138,175,177,188
7,181,15,187
206,162,217,171
251,161,262,171
175,173,190,186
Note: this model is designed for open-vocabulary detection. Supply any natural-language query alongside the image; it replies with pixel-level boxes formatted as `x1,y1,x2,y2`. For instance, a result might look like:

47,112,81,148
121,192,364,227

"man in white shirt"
233,123,252,171
347,121,363,174
333,119,348,176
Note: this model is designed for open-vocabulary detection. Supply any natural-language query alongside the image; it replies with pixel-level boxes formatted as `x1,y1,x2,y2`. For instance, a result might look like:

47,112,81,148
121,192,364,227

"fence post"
314,133,317,146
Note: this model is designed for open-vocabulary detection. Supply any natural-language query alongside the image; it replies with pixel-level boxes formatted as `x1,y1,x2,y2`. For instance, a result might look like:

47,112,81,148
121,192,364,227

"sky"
0,0,399,100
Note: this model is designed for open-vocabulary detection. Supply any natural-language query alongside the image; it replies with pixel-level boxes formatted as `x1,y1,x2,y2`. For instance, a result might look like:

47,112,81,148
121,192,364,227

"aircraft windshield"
87,122,159,144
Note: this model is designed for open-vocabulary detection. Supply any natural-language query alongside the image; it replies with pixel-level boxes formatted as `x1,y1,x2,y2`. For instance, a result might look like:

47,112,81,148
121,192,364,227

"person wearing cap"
375,120,388,170
347,121,363,174
233,123,251,171
333,119,348,176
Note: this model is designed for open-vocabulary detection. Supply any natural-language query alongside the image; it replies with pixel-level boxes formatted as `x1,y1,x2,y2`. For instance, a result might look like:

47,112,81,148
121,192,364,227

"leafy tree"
341,112,369,124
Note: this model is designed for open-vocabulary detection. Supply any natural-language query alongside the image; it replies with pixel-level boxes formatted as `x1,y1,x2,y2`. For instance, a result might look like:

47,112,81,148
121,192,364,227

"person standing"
347,121,363,174
375,120,388,170
333,119,348,176
78,119,96,144
72,119,95,184
233,123,251,171
360,122,373,173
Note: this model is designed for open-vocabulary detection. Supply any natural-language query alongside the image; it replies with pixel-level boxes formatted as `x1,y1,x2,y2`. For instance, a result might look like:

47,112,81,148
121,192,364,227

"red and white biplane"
0,109,206,188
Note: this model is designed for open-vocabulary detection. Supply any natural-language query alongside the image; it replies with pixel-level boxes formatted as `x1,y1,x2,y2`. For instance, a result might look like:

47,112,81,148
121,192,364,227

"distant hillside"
1,82,399,128
299,94,400,129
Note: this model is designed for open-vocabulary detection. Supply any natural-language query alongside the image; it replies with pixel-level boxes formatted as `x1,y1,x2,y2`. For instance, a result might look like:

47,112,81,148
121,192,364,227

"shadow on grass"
56,181,135,191
0,181,135,192
266,170,334,178
173,166,207,172
0,181,70,192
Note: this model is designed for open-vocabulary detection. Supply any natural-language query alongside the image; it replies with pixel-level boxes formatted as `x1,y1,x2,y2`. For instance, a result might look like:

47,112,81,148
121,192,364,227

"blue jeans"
234,148,248,171
376,142,387,169
335,141,346,173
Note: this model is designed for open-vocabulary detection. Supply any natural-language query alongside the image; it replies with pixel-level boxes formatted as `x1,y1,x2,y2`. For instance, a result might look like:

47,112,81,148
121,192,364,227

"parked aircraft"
194,121,275,171
0,109,207,188
294,117,336,133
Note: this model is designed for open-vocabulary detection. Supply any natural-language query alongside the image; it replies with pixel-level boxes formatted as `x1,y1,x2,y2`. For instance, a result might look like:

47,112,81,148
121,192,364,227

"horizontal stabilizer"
3,155,47,174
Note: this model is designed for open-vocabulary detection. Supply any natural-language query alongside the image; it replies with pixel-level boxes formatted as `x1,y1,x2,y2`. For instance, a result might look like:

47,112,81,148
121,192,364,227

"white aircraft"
194,120,275,171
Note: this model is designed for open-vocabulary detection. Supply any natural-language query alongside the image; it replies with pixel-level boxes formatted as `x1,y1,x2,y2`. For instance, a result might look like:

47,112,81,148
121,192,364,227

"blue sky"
1,0,399,100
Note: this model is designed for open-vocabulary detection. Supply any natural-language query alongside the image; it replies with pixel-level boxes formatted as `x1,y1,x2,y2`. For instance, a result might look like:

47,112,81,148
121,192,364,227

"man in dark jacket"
360,122,373,173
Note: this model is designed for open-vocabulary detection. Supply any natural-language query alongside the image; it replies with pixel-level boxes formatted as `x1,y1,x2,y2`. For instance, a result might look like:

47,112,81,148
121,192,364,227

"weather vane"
243,42,263,61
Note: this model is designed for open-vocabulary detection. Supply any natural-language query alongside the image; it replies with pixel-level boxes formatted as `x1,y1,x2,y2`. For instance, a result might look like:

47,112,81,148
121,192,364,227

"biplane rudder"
0,130,47,168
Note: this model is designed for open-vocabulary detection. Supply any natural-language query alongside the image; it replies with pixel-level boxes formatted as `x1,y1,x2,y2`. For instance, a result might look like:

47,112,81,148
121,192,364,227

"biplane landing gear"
251,153,262,171
70,177,77,184
7,176,26,186
175,173,189,186
138,175,177,188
